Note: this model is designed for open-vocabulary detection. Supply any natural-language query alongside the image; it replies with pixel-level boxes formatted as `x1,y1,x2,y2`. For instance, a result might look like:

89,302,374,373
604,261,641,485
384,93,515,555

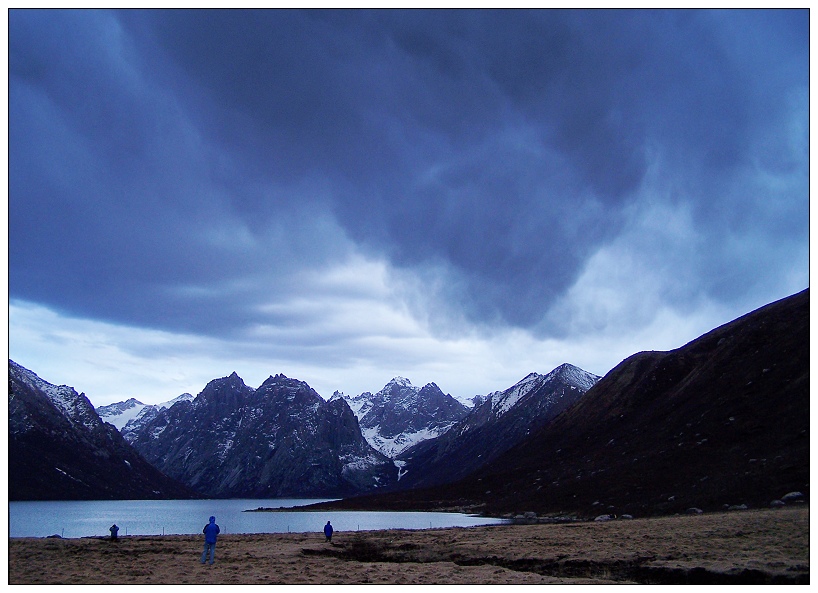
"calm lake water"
9,499,508,539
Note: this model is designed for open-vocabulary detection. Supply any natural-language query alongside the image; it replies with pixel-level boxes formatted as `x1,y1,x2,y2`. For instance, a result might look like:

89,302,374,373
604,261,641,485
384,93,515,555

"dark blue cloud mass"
9,9,809,342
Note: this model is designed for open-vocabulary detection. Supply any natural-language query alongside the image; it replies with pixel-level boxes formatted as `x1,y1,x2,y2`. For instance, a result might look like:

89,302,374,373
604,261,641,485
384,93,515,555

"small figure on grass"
109,524,119,541
324,520,334,543
201,516,220,565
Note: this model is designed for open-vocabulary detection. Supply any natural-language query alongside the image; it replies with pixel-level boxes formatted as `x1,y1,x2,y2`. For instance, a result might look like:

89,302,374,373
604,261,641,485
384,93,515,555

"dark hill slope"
9,361,196,501
310,288,809,517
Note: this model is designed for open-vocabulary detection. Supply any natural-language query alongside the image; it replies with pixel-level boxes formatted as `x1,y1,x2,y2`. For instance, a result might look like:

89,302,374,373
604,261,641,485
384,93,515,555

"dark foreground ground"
8,506,808,584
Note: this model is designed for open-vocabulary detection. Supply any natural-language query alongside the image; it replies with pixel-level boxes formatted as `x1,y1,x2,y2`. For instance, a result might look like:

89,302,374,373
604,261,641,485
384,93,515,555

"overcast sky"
8,9,810,406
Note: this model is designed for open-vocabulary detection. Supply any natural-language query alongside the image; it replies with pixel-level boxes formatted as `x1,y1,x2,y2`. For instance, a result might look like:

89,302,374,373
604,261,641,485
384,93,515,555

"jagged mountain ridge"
339,377,470,457
8,360,196,501
391,363,601,491
125,372,398,498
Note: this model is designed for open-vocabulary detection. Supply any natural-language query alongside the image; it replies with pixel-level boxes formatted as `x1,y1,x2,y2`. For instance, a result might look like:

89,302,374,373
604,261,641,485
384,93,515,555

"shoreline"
243,505,493,515
9,506,808,585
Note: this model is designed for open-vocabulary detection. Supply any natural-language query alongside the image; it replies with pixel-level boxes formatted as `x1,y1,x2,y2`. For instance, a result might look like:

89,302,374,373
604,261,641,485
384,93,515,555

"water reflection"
9,499,507,538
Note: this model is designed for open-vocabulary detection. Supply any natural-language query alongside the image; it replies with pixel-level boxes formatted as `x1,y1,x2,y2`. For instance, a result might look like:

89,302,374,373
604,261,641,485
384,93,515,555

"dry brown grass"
8,506,808,584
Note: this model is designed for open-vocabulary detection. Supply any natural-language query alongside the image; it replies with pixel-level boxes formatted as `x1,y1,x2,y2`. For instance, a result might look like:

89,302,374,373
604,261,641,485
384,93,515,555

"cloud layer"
8,9,809,404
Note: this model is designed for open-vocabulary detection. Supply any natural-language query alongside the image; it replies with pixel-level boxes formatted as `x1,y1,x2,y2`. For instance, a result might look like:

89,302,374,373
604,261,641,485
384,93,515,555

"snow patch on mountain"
488,372,544,417
341,451,387,473
361,424,457,458
452,394,480,408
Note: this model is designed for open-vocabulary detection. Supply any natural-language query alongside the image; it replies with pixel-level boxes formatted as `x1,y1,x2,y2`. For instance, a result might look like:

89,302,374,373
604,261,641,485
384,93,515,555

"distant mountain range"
113,367,594,498
8,359,598,501
8,288,808,515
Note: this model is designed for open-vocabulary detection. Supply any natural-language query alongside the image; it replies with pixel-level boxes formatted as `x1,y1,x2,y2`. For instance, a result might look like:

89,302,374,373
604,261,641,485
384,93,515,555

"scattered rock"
727,504,748,511
769,500,786,508
781,492,804,502
686,508,703,515
512,513,538,524
620,514,634,520
538,515,577,524
594,514,615,522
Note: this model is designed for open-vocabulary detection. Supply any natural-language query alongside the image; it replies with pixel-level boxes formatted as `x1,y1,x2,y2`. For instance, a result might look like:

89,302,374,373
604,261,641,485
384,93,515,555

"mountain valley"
8,288,809,518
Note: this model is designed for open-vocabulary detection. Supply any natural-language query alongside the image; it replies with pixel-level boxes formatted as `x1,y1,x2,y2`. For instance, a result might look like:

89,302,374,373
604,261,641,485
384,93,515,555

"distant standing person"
201,516,220,565
324,520,333,542
109,524,119,541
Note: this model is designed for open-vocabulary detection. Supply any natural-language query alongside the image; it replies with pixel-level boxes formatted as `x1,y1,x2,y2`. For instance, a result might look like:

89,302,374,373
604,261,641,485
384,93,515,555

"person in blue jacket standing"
201,516,220,565
324,520,333,542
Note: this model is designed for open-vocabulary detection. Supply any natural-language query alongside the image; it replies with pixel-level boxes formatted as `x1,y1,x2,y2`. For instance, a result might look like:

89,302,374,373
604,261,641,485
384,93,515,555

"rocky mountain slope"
339,377,470,457
8,360,196,501
391,363,600,490
316,289,809,518
126,372,398,498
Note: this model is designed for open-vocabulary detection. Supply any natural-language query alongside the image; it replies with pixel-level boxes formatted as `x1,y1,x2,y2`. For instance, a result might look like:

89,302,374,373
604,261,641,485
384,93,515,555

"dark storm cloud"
9,9,809,337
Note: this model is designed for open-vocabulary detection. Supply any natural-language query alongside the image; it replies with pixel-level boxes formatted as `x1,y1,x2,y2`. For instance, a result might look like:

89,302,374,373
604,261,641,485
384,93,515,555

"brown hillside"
311,288,809,518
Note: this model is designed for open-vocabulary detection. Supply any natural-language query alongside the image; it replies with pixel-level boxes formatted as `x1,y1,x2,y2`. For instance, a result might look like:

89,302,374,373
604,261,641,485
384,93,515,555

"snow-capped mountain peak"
485,365,600,419
548,362,600,392
97,398,147,430
349,378,470,458
160,393,194,408
377,376,416,398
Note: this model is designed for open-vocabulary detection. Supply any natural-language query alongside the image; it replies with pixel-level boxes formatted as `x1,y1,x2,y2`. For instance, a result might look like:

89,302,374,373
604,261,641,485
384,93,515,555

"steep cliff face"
127,373,397,497
8,360,195,501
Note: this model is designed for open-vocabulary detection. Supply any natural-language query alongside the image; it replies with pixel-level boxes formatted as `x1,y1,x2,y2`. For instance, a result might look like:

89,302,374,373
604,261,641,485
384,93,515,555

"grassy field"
8,506,808,584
